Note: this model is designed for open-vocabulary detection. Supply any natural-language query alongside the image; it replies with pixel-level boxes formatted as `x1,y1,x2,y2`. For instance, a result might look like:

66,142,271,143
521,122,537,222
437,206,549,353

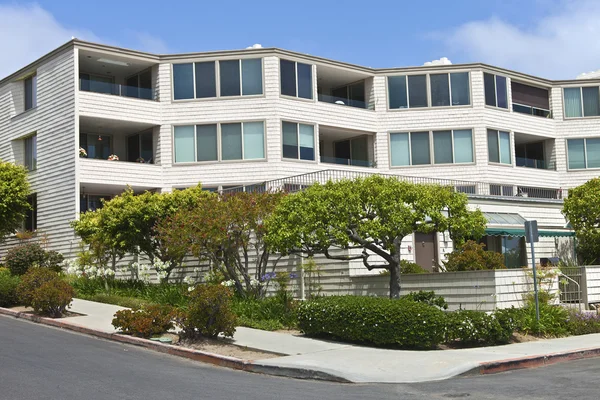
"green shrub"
567,310,600,335
112,304,176,338
403,291,448,310
177,284,237,339
5,243,47,275
16,268,59,306
444,240,506,271
519,302,570,337
232,296,298,331
0,268,21,307
446,310,513,345
144,283,188,307
4,243,64,275
297,296,446,349
30,279,74,317
400,260,430,274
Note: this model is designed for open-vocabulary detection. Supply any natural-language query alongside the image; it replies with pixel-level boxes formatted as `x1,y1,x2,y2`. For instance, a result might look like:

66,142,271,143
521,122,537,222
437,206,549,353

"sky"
1,0,599,80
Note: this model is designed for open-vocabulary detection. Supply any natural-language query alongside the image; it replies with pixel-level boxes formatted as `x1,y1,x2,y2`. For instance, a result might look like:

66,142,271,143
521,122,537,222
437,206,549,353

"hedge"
297,296,446,349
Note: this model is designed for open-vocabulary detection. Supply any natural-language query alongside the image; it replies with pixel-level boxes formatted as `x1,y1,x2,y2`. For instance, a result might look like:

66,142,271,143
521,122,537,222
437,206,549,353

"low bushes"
444,240,505,271
177,285,237,339
297,296,446,349
5,243,64,275
403,291,448,310
446,310,513,345
0,267,20,307
567,310,600,335
16,268,74,317
112,304,176,338
232,296,298,331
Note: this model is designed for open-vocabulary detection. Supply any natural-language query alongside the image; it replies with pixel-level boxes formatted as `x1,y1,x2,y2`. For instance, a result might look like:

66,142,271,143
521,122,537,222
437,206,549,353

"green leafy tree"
157,191,285,297
265,176,486,298
563,178,600,264
443,240,505,271
72,185,210,280
0,161,30,241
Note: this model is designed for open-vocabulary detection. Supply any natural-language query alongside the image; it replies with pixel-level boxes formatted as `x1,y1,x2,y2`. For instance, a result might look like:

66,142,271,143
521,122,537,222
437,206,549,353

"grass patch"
79,293,151,309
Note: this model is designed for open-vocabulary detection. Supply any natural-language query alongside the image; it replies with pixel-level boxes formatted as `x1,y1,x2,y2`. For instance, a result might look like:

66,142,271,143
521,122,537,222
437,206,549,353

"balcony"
319,126,375,168
316,64,373,110
79,158,163,189
79,78,156,100
515,157,555,170
510,81,551,118
514,133,556,170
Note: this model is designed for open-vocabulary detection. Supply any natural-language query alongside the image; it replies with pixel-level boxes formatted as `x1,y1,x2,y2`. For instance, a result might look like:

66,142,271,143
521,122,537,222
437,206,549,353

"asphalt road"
1,315,599,400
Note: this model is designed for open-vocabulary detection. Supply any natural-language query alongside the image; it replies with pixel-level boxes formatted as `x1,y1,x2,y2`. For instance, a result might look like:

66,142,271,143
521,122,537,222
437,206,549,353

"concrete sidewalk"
5,298,600,383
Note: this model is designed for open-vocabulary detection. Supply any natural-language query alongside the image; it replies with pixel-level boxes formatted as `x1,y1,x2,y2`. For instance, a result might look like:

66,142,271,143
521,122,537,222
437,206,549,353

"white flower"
221,279,235,287
188,285,196,292
183,276,195,285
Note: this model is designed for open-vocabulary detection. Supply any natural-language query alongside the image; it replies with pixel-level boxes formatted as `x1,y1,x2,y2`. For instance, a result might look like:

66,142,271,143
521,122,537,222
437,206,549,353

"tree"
265,176,486,298
157,191,285,297
0,161,30,241
563,178,600,264
72,185,210,279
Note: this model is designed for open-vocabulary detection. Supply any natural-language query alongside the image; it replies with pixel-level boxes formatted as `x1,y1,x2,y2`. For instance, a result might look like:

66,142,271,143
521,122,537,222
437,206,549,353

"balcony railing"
317,93,367,109
79,78,156,100
516,157,556,170
320,156,375,168
221,169,567,201
512,103,551,118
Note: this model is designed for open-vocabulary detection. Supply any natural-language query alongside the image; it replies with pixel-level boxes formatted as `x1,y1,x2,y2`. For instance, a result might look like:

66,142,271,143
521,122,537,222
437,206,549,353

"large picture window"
387,75,428,109
567,138,600,169
563,86,600,118
484,73,508,109
282,122,315,160
280,60,313,99
430,72,470,107
173,59,262,100
487,129,511,164
390,129,473,166
174,122,265,163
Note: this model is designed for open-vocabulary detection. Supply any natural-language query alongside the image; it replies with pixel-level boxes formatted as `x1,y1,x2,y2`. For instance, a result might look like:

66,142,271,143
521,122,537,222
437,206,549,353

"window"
195,61,216,98
430,72,470,107
563,86,600,118
567,138,600,169
173,59,262,100
24,75,37,110
80,73,114,94
125,69,153,99
127,131,153,163
80,195,111,213
80,134,112,160
280,60,313,99
282,122,315,160
24,194,37,232
24,135,37,171
487,129,511,164
390,130,473,167
511,82,550,117
173,122,265,163
322,81,366,108
484,73,508,109
387,74,429,109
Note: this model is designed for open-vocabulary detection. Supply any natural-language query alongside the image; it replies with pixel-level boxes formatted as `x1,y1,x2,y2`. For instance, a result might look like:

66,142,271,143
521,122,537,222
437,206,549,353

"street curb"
462,347,600,376
0,307,351,383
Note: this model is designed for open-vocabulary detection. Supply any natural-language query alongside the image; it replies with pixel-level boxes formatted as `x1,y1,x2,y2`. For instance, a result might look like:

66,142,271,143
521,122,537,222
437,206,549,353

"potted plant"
108,154,119,161
79,148,88,158
136,157,145,163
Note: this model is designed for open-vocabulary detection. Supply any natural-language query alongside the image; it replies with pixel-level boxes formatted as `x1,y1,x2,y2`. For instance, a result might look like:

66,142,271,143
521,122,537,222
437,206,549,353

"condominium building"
1,39,597,272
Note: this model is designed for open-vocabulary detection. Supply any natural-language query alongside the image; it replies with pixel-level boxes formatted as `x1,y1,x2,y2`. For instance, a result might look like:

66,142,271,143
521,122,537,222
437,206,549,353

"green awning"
485,228,575,237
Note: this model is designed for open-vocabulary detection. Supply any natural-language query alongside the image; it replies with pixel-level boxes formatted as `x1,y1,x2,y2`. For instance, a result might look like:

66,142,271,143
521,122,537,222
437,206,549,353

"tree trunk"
389,262,401,299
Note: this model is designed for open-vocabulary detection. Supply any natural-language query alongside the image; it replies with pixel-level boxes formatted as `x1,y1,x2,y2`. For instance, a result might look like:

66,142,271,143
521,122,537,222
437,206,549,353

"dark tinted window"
173,63,194,100
219,60,241,96
280,60,296,97
408,75,427,108
195,61,216,98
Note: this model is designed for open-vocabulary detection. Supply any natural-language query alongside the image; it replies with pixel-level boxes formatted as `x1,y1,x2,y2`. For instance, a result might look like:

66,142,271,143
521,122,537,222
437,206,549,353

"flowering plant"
107,154,119,161
79,147,88,158
136,157,145,163
64,259,115,279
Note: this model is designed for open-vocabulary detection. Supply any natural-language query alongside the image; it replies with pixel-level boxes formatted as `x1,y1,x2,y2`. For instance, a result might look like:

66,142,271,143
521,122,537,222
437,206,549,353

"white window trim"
172,121,267,164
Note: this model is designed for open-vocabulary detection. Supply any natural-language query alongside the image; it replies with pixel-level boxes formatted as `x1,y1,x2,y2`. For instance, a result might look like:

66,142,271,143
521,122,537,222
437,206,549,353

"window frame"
562,86,600,119
23,194,37,232
483,72,509,110
126,130,154,163
566,137,600,170
80,133,114,160
486,128,513,166
279,59,314,101
171,57,265,102
388,128,475,167
171,120,267,165
281,120,317,162
386,71,472,111
24,134,37,171
24,74,37,111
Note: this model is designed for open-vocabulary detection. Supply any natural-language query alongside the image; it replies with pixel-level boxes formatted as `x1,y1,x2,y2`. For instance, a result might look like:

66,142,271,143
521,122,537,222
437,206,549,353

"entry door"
414,233,437,272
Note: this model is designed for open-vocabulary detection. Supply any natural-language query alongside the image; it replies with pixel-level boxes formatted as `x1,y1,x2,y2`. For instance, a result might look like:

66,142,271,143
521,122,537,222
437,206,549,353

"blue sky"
1,0,600,79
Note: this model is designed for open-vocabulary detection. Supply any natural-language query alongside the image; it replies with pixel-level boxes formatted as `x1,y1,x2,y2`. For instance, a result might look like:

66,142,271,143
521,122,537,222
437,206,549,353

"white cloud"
442,0,600,79
423,57,452,66
0,3,169,79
